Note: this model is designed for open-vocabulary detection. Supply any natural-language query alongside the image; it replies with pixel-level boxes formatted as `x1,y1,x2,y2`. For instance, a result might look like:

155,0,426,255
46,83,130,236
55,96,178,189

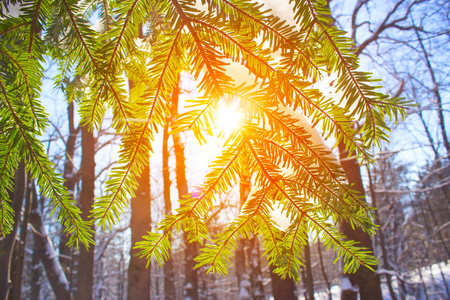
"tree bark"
29,183,73,300
76,125,96,300
247,235,265,299
236,176,251,300
60,101,78,278
127,160,151,300
338,142,382,300
8,172,32,300
171,81,199,300
30,236,42,300
367,165,397,300
270,264,296,300
0,162,26,300
303,239,315,300
163,121,176,300
317,242,332,300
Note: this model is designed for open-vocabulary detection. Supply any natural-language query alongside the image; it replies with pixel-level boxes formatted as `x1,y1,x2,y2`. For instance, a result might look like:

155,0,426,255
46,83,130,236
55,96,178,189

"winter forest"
0,0,449,299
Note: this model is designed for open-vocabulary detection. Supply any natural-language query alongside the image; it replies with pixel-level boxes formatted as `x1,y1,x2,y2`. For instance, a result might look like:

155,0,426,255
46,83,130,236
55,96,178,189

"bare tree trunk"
270,264,296,300
30,236,42,300
60,101,78,278
127,160,151,300
9,173,32,300
247,235,265,300
317,242,332,300
236,176,251,300
338,142,382,300
76,125,96,300
303,239,315,300
29,182,73,300
171,81,199,300
125,76,152,300
163,121,176,300
0,162,26,300
418,268,430,300
367,165,397,300
415,28,450,155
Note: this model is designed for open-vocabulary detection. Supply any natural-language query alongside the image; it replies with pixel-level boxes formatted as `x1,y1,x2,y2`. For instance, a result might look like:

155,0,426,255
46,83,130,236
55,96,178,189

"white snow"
340,276,358,292
312,261,450,300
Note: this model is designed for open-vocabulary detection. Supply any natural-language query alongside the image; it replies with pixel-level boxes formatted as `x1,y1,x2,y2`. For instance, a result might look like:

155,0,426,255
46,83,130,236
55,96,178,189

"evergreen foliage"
0,0,410,279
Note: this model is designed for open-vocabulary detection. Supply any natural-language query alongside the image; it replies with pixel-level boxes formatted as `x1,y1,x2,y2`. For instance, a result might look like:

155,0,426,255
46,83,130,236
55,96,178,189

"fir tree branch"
28,0,42,53
0,80,92,247
172,0,224,97
0,47,41,129
304,0,376,142
221,0,320,73
247,139,370,269
94,26,183,225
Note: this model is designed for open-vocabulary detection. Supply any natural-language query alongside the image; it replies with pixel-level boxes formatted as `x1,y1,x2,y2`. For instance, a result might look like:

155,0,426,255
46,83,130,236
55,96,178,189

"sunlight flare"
216,98,242,133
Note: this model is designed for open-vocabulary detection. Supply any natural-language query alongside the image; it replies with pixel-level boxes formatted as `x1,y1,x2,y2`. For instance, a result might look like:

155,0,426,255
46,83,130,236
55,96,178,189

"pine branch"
0,80,93,248
0,47,45,131
247,139,375,271
27,0,42,53
92,27,183,226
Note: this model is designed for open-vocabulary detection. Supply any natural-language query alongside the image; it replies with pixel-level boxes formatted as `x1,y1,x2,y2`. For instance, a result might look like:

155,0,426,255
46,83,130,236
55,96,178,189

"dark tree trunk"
270,264,296,300
338,142,382,300
29,183,73,300
127,160,151,300
8,173,32,300
303,239,315,300
236,176,251,300
247,235,265,300
171,81,199,300
367,166,397,300
60,101,78,278
0,162,26,300
30,236,42,300
76,125,96,300
163,122,176,300
317,242,332,300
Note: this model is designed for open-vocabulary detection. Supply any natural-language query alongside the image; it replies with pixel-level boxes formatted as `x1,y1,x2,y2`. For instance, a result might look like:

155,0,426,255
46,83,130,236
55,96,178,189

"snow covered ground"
309,262,450,300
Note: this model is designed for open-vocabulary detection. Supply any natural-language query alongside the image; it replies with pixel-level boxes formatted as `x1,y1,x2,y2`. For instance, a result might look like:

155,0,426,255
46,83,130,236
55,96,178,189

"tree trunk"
367,165,397,300
127,160,151,300
247,235,265,300
8,173,32,300
0,162,26,300
76,125,96,300
270,264,296,300
415,28,450,155
30,235,42,300
29,182,73,300
338,142,382,300
240,175,265,299
60,101,78,278
317,242,332,300
303,238,315,300
171,81,199,300
163,122,176,300
236,176,251,300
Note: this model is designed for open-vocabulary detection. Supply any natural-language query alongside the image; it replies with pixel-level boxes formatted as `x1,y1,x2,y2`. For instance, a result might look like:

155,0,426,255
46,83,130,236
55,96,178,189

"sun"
216,98,242,133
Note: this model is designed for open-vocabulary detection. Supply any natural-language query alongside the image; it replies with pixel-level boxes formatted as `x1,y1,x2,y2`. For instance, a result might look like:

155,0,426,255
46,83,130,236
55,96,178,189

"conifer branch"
28,0,42,53
221,0,320,72
95,27,183,225
172,0,224,97
0,48,41,128
0,80,91,247
304,0,376,142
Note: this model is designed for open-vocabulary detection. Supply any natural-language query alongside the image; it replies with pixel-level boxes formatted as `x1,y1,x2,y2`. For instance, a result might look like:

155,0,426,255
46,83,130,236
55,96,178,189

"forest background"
0,0,448,299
